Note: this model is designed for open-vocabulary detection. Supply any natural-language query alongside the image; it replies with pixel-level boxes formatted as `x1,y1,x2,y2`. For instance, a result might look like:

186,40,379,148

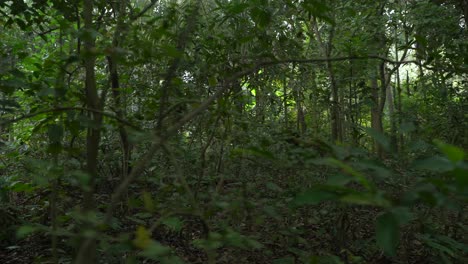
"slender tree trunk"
312,18,341,142
283,75,288,127
75,0,102,262
254,75,265,122
371,69,383,157
395,52,403,152
310,69,320,137
406,71,411,96
107,0,132,183
349,63,359,146
387,83,397,152
291,65,306,135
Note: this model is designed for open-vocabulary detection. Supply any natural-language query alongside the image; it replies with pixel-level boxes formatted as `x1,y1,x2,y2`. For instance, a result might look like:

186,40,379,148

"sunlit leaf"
434,140,465,163
142,191,155,212
133,226,152,249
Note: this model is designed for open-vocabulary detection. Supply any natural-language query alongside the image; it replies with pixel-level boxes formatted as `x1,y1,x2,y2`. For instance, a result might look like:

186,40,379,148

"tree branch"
0,107,141,130
130,0,159,21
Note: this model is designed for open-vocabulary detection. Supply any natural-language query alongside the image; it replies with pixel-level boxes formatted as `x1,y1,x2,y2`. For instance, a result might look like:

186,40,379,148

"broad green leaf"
9,181,34,192
340,193,379,206
133,226,152,249
16,225,39,239
266,182,283,192
413,156,453,172
453,167,468,188
250,7,271,28
142,191,155,212
228,3,249,15
161,217,183,232
325,158,373,190
161,44,182,58
376,212,399,256
140,242,172,259
208,76,218,86
327,173,352,186
434,140,465,163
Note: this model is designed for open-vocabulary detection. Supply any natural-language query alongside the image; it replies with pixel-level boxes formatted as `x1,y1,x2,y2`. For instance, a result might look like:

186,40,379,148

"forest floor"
0,162,465,264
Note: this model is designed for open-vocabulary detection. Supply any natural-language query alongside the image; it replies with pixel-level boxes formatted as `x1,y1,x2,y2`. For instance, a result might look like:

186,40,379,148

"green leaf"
327,173,352,186
453,167,468,188
228,3,249,15
266,182,283,192
434,140,465,163
324,158,373,190
340,193,379,206
140,242,172,259
161,217,183,232
9,181,34,192
413,156,454,172
376,212,399,256
142,191,155,212
16,225,39,239
208,76,218,86
250,7,271,28
133,226,152,249
161,44,182,58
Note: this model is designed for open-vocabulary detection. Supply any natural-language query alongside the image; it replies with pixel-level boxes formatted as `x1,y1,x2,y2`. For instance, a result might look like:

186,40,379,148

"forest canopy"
0,0,467,263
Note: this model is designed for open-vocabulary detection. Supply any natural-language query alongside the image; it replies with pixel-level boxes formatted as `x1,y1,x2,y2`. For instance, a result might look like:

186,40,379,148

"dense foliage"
0,0,467,263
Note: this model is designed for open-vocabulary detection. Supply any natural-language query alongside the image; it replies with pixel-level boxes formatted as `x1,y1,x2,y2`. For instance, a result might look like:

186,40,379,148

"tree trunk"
107,0,132,182
291,65,306,135
75,0,102,262
311,18,341,142
371,69,383,158
283,75,288,127
387,82,397,152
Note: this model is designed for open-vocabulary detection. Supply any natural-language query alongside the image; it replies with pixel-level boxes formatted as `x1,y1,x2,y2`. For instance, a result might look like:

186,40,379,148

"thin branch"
261,55,423,67
36,27,59,37
130,0,159,21
0,107,141,130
